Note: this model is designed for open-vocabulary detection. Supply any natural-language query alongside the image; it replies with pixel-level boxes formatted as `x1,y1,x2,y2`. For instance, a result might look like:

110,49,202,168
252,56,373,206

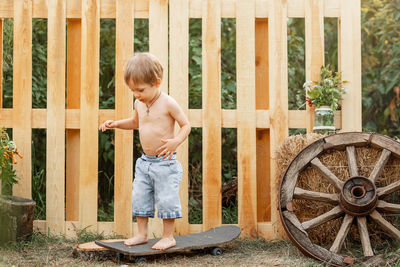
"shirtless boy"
99,53,191,250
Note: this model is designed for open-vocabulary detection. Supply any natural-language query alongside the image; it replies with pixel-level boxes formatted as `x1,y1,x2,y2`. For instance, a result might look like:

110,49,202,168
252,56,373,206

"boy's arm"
156,98,191,159
99,100,139,131
115,100,139,130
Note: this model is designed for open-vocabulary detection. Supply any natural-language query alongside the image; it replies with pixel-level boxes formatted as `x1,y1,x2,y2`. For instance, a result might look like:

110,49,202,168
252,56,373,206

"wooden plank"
202,0,222,231
80,0,100,231
368,149,391,183
12,0,32,199
33,0,47,18
46,0,66,235
339,0,361,131
268,0,289,238
66,19,81,222
305,0,324,133
169,0,189,235
149,0,168,94
370,210,400,240
0,0,342,19
255,18,270,222
114,0,134,238
236,0,257,237
377,180,400,198
147,0,169,238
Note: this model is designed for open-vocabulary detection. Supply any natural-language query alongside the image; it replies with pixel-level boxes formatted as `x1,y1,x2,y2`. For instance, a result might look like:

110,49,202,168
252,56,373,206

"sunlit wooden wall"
0,0,361,239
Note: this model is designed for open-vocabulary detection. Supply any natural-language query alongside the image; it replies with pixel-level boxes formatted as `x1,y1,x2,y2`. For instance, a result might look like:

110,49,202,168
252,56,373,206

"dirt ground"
2,232,400,267
0,233,325,267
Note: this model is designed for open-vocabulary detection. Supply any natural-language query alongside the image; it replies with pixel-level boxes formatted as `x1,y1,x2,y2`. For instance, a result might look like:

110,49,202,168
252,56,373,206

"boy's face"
128,79,161,104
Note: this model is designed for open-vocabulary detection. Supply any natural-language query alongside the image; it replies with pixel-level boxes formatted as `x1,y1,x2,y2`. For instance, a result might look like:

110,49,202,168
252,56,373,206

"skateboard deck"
95,225,241,257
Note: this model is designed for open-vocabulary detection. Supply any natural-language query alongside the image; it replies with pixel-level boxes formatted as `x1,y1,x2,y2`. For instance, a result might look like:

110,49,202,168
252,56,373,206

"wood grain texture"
12,0,32,199
114,0,134,238
255,18,271,222
357,216,373,256
66,19,81,221
46,0,66,234
330,214,353,253
339,0,362,131
237,0,257,237
202,0,222,231
268,0,289,238
169,0,189,235
305,0,324,133
346,146,358,177
80,0,100,231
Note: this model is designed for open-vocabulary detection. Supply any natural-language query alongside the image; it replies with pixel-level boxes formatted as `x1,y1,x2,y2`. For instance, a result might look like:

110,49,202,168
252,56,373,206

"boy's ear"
155,78,162,88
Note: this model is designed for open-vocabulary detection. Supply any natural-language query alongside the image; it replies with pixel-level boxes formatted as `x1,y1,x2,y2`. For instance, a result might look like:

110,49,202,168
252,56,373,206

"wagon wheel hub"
339,176,377,216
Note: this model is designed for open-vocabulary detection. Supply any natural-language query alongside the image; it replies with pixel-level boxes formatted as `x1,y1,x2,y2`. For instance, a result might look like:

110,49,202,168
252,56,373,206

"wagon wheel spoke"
368,149,391,183
376,200,400,214
310,158,344,191
346,146,358,177
370,210,400,240
357,216,374,256
301,206,344,230
294,187,339,205
330,214,354,253
377,180,400,198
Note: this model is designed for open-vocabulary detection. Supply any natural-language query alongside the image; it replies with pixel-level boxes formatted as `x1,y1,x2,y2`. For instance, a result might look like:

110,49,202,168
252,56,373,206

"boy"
99,53,191,250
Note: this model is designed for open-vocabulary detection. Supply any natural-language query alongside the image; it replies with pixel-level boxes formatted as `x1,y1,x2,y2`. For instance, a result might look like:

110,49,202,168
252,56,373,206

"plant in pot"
304,65,347,134
0,127,35,246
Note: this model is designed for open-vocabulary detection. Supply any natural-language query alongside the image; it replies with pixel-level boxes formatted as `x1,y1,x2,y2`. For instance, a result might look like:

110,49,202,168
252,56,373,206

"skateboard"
95,225,241,263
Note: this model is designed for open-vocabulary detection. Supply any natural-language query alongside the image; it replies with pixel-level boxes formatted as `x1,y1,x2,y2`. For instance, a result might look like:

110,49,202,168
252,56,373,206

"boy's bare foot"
152,237,176,250
124,235,148,246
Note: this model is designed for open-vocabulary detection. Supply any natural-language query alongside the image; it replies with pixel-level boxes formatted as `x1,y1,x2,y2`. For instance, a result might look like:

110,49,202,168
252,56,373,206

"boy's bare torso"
136,93,175,156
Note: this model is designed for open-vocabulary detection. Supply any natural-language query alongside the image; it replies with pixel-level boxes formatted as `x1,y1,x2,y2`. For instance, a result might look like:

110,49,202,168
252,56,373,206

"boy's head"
124,53,163,87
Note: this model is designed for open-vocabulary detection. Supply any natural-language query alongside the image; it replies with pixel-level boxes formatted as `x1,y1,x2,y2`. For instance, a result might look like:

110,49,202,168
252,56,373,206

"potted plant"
0,127,35,246
304,65,347,133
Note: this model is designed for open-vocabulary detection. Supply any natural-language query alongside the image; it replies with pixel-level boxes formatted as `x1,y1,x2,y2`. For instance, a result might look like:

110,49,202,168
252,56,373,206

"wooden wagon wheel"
279,132,400,266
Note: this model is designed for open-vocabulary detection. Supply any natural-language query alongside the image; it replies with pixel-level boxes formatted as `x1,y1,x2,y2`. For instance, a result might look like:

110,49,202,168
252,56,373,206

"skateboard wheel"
211,247,222,256
135,257,147,263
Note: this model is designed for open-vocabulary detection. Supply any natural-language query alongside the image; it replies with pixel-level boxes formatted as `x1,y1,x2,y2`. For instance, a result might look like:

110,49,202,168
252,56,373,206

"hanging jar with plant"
0,127,35,246
304,65,347,134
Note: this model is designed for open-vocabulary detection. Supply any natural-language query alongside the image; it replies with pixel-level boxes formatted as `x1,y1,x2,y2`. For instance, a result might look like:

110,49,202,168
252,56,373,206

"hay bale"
276,134,400,247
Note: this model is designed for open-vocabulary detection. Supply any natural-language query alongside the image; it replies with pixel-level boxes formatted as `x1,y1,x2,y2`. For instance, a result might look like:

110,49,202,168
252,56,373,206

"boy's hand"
99,120,117,132
156,138,179,160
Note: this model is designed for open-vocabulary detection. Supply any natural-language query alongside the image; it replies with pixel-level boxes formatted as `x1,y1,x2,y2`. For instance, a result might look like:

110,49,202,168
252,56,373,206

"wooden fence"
0,0,361,239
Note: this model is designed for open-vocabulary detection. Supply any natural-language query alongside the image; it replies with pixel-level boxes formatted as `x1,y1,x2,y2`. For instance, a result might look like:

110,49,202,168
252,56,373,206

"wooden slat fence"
0,0,361,239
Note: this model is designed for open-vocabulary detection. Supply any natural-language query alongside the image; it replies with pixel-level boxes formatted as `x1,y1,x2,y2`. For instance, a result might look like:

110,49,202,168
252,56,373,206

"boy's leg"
124,216,149,246
152,218,176,250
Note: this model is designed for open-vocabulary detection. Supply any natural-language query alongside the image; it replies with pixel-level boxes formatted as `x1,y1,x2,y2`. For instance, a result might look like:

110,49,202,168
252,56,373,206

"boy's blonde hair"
124,53,163,86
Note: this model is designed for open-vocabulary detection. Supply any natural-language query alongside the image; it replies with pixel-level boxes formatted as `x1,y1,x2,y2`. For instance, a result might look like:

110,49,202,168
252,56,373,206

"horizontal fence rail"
0,0,361,239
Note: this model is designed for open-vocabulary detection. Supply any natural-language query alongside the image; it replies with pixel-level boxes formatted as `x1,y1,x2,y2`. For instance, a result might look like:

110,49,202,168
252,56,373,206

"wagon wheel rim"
278,132,400,266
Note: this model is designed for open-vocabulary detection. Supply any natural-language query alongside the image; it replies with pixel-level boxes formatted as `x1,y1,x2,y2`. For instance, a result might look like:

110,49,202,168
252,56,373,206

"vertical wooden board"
46,0,66,235
339,0,361,131
305,0,324,133
115,0,134,238
66,19,81,221
268,0,289,238
169,0,189,235
255,18,271,223
80,0,100,231
202,0,222,231
149,0,168,93
0,1,13,19
148,0,168,237
236,0,257,238
12,0,32,199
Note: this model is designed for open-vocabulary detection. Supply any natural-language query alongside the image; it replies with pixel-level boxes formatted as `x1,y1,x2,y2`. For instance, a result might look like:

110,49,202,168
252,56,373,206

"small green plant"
304,65,347,111
0,127,22,194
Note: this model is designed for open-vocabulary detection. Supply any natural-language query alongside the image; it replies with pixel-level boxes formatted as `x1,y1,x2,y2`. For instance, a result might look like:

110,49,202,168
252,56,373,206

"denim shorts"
132,153,183,219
